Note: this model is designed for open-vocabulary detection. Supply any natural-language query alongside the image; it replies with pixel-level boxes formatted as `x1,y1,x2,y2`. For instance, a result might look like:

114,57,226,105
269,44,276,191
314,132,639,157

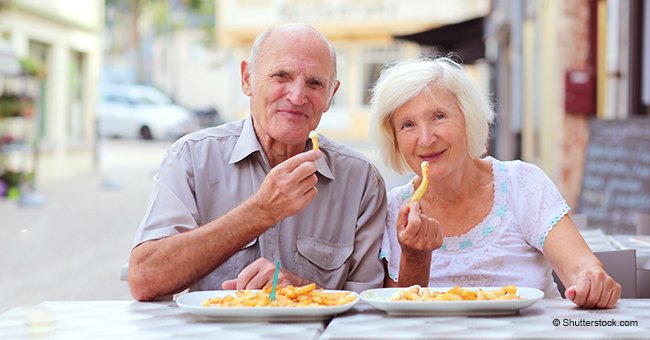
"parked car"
97,84,199,140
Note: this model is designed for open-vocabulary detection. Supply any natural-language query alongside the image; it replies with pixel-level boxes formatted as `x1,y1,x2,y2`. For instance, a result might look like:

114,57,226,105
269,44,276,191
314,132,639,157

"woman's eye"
434,113,445,120
401,122,414,130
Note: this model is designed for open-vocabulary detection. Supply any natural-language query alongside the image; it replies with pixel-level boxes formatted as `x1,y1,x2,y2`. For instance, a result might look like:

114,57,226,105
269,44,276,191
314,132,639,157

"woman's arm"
388,202,442,287
543,215,621,309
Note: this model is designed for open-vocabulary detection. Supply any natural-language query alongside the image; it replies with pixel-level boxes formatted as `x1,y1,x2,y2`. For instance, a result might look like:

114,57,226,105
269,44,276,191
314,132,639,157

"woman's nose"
418,127,437,147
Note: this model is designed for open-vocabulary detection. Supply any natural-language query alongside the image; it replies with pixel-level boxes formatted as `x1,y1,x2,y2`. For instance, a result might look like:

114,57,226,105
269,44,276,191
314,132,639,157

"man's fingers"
297,173,319,194
279,150,321,172
221,279,236,290
234,258,265,290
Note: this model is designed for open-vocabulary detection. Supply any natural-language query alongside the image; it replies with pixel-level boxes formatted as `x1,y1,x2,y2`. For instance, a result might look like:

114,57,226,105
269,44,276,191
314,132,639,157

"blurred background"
1,0,649,312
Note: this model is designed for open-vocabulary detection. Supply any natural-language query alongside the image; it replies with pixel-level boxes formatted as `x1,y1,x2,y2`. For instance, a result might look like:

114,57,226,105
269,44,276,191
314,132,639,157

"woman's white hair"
369,57,495,174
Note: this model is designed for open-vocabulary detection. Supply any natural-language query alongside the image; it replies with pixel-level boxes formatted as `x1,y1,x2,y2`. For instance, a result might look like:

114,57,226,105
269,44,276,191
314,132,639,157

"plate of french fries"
360,285,543,316
176,283,359,321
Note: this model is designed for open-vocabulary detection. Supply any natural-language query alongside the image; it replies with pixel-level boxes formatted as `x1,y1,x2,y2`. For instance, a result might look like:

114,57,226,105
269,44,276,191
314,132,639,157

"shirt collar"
229,115,334,181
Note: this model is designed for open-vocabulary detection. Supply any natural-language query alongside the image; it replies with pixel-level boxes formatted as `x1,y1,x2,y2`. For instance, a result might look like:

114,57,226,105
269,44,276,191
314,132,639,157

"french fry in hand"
309,130,319,151
410,161,430,204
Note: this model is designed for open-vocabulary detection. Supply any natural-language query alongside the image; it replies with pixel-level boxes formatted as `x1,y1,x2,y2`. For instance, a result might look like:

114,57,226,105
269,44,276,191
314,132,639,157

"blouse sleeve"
511,161,571,252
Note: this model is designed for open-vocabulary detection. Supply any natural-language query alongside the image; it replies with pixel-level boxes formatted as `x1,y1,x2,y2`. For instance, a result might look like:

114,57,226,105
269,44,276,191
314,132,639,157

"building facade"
205,0,490,141
0,0,104,183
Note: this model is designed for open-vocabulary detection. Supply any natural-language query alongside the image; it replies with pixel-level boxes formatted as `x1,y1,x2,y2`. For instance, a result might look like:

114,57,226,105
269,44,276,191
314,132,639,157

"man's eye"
273,72,289,80
308,79,324,88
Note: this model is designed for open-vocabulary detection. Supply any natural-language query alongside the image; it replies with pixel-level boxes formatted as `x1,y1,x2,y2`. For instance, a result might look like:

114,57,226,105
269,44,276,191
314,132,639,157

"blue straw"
269,260,281,302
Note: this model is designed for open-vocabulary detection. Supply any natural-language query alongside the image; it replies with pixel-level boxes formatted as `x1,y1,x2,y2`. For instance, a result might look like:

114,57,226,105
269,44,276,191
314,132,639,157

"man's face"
241,29,340,147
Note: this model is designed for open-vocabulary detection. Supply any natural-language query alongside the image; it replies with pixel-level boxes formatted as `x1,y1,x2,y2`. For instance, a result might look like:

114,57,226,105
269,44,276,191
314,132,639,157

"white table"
320,299,650,340
1,299,649,339
0,301,323,339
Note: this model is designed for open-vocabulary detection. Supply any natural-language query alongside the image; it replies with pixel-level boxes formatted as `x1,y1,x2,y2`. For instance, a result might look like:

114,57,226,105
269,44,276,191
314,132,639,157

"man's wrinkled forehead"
258,26,337,78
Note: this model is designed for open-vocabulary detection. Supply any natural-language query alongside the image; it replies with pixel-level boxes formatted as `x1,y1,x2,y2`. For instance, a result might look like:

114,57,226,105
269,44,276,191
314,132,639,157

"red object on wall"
565,68,596,115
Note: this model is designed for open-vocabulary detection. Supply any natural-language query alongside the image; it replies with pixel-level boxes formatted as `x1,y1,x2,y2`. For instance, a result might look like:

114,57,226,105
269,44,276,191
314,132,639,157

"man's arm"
128,150,321,301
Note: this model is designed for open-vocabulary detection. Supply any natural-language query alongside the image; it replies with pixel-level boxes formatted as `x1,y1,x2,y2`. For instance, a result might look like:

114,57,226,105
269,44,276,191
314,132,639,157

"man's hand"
564,268,621,309
396,202,443,255
221,258,310,290
251,150,321,225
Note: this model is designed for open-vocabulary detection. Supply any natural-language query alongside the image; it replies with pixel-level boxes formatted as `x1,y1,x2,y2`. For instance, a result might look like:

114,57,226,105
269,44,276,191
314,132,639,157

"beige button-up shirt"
133,116,387,292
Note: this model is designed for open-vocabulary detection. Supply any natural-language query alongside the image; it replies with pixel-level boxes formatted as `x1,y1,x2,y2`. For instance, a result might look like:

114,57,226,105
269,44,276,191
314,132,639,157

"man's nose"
286,81,307,105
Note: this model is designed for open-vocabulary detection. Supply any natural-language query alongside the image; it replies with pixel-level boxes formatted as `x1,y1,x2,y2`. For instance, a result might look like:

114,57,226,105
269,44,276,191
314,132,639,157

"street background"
0,137,406,313
0,138,169,312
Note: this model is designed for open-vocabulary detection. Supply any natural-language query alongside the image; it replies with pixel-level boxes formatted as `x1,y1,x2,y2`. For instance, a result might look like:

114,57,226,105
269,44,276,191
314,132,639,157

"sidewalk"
0,139,170,313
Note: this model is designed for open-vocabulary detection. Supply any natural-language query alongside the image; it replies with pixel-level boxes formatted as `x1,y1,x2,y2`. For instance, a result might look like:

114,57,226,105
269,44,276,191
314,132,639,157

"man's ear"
325,80,341,110
241,60,252,96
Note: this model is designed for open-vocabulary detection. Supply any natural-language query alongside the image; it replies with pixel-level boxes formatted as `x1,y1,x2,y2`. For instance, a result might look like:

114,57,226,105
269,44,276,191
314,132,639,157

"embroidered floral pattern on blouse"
437,158,507,252
537,203,571,248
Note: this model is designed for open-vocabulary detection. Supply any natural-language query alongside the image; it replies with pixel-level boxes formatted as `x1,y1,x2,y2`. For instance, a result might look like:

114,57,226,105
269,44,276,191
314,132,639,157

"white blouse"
380,157,570,298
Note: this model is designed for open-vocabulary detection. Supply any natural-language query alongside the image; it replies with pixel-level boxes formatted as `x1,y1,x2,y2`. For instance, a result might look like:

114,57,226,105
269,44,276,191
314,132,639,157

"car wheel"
140,126,153,140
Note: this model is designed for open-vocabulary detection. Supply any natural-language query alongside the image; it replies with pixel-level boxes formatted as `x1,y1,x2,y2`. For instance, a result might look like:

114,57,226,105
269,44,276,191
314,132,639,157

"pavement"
0,136,409,313
0,138,171,313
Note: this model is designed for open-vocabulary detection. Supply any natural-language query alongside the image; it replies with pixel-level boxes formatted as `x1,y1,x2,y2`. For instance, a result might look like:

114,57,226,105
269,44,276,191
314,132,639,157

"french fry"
202,283,356,308
410,161,430,204
309,130,319,151
390,285,521,302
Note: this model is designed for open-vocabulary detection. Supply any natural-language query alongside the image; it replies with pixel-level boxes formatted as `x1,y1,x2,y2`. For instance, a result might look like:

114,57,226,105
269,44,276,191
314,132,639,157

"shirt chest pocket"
294,236,353,289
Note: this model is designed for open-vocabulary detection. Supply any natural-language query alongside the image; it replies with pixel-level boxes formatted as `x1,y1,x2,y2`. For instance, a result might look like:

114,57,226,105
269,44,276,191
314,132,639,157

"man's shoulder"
171,120,244,151
319,136,373,165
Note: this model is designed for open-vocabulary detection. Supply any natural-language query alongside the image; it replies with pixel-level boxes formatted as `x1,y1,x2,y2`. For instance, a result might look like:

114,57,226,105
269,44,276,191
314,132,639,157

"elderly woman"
370,57,621,309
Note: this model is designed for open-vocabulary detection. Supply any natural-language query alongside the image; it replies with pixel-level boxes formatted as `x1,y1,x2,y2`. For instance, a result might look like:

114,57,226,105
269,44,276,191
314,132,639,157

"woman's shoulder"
489,157,549,183
387,180,415,207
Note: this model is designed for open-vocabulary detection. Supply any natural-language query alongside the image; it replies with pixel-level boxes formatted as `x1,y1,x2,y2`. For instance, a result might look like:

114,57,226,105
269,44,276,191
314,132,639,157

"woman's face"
391,84,469,179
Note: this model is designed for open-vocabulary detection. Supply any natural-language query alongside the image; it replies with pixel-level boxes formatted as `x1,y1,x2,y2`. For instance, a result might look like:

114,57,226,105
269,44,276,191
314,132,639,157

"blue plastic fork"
269,260,281,302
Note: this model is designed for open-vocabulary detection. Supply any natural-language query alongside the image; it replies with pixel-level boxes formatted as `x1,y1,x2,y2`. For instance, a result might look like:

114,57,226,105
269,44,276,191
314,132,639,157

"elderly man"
128,23,387,301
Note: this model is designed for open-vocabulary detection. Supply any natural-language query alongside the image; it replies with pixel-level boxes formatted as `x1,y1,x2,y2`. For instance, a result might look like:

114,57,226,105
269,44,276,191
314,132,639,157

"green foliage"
19,57,45,78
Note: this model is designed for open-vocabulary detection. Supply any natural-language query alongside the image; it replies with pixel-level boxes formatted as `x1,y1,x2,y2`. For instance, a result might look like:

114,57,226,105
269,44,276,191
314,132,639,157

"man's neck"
254,130,305,167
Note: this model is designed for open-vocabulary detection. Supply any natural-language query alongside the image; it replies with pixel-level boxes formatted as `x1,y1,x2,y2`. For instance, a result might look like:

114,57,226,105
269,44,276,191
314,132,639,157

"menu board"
577,118,650,234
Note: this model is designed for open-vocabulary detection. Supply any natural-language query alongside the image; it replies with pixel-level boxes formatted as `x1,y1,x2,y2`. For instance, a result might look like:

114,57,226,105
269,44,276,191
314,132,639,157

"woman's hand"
396,201,443,255
564,267,621,309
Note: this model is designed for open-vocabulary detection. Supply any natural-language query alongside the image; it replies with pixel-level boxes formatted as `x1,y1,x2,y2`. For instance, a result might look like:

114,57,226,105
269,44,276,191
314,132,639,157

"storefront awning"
0,39,21,76
394,17,485,64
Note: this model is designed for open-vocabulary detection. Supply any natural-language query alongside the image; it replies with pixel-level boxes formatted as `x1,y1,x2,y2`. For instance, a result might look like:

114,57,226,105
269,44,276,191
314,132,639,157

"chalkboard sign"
578,118,650,234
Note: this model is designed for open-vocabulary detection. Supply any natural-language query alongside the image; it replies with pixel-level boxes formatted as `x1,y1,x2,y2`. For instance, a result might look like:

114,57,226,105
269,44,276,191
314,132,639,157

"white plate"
360,287,544,316
176,290,359,321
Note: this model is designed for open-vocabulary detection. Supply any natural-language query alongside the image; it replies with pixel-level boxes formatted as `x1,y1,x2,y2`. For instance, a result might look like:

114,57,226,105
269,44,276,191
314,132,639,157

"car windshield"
132,89,173,106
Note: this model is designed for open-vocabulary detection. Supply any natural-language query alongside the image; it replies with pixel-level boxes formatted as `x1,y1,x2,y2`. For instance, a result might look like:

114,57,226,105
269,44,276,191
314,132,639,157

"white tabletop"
321,299,650,339
0,301,323,339
1,299,649,339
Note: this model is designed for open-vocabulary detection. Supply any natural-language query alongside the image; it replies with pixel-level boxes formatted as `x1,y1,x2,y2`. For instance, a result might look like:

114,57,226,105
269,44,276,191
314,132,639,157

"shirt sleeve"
343,164,388,292
132,141,199,248
379,183,411,283
512,161,571,252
